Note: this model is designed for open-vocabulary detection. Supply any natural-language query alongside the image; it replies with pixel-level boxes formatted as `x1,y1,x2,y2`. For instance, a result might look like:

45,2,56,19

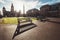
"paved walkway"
0,20,60,40
47,17,60,22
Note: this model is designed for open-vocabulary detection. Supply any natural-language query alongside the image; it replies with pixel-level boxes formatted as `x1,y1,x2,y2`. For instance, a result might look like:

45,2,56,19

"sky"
0,0,60,14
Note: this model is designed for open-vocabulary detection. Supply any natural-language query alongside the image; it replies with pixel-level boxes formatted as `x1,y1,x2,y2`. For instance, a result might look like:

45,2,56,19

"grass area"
0,17,37,24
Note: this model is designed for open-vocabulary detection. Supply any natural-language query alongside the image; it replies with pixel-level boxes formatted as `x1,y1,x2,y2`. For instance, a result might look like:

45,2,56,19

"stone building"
26,8,39,17
40,4,51,16
40,3,60,17
3,3,21,17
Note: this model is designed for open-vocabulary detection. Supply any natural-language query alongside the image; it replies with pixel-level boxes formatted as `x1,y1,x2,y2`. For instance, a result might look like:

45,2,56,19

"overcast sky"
0,0,60,14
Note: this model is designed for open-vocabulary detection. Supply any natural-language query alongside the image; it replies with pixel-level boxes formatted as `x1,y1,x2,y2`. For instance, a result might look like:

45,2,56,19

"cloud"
24,1,38,12
0,0,5,3
11,0,38,13
0,0,60,14
36,0,60,9
24,0,37,1
0,0,39,13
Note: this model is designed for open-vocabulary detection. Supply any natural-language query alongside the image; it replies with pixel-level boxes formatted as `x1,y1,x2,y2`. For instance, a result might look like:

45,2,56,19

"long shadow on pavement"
12,23,37,39
45,19,60,24
40,18,60,24
47,20,60,24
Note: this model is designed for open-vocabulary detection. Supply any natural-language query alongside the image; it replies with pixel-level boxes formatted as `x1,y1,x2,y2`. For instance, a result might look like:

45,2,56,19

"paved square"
0,20,60,40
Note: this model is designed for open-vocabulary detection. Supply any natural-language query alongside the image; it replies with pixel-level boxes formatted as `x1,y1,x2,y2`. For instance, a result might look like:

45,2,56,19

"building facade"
40,3,60,17
3,3,21,17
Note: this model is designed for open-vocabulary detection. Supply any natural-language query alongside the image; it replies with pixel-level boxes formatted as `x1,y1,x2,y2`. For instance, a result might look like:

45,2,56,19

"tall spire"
23,4,25,14
11,3,14,12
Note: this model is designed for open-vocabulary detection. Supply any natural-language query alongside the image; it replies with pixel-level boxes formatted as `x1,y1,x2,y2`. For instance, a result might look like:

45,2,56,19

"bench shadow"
40,19,60,24
12,23,37,39
47,20,60,24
